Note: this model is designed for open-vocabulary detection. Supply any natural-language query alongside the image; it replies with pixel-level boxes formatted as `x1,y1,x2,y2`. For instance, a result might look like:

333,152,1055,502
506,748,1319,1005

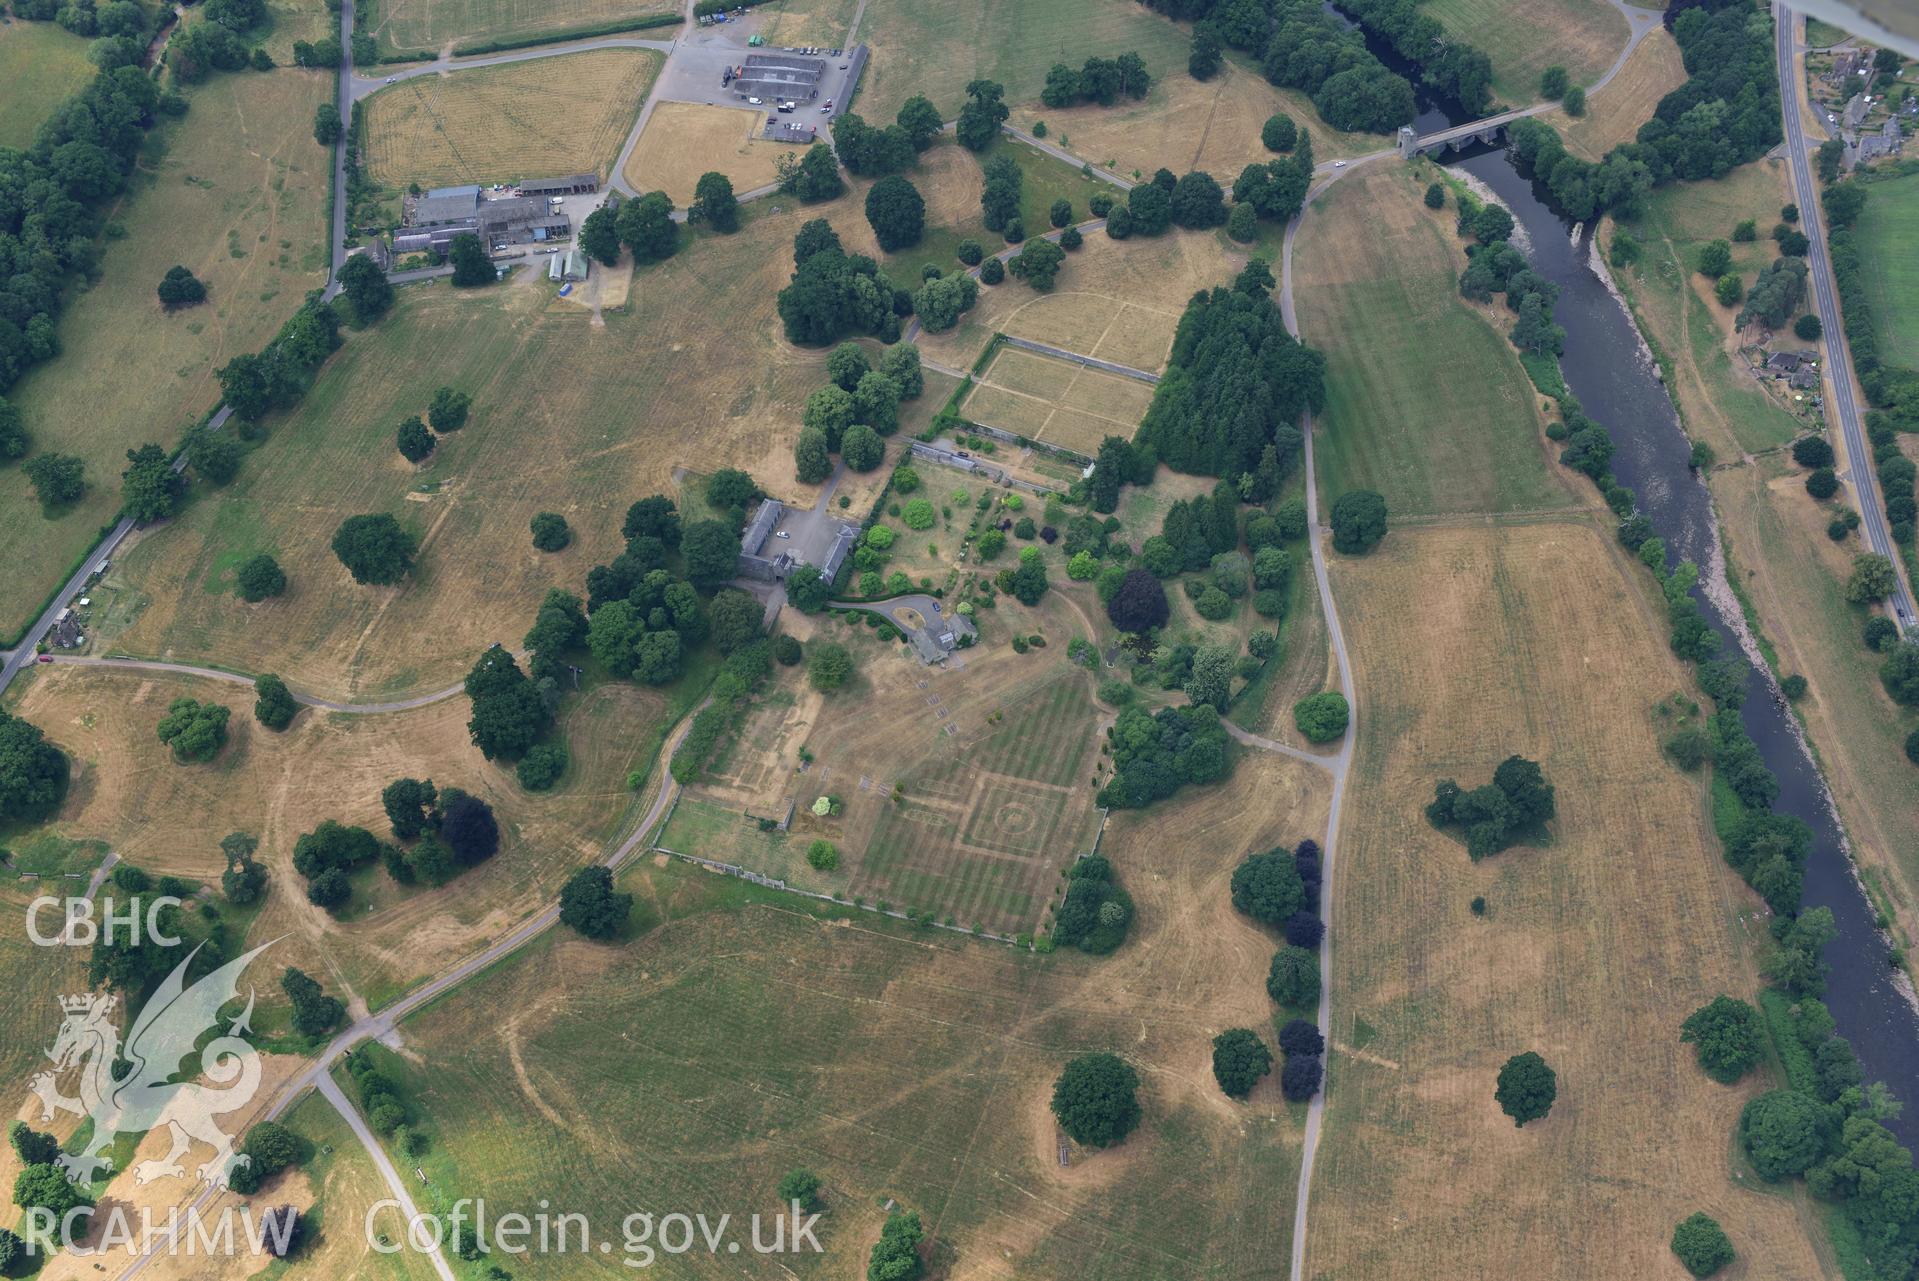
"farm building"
764,120,821,144
519,174,599,197
562,249,590,280
731,52,827,103
394,189,573,254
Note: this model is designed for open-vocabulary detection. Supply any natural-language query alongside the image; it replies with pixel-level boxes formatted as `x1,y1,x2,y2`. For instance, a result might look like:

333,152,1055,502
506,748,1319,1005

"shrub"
806,839,839,870
1671,1213,1735,1279
1292,691,1348,743
1211,1028,1272,1099
901,498,936,529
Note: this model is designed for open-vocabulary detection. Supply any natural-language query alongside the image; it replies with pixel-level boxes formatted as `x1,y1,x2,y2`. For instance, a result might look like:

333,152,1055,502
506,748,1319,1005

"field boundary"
450,11,682,56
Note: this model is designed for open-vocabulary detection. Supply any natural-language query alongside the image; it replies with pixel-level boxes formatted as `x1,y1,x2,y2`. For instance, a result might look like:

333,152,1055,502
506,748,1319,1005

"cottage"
1789,366,1821,391
1766,351,1807,373
49,608,82,649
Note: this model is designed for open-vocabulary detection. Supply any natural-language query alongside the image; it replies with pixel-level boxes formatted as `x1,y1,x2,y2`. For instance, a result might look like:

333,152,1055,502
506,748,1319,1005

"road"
39,656,471,714
316,1074,457,1281
998,334,1159,384
348,34,677,100
1774,3,1916,631
113,703,703,1280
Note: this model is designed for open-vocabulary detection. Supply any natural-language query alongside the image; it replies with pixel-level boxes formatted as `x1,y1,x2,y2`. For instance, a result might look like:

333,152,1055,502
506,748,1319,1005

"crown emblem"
60,993,113,1015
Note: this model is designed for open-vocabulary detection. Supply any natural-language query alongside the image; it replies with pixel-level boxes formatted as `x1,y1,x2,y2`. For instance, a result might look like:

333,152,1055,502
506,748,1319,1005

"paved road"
1775,4,1916,631
349,33,677,100
40,656,471,713
999,335,1159,383
1277,164,1361,1281
112,702,703,1281
317,1073,458,1281
1222,721,1341,773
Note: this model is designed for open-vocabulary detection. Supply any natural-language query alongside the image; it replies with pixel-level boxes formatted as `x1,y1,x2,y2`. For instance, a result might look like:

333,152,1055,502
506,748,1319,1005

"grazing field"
1852,168,1919,367
368,0,677,57
915,224,1243,372
363,50,661,187
387,743,1327,1280
1424,0,1627,105
855,0,1192,122
0,880,88,1167
622,102,788,203
1612,157,1806,457
1294,162,1578,518
1555,27,1685,162
103,195,842,699
962,347,1155,455
1024,56,1377,171
748,0,862,48
276,1094,446,1281
0,20,94,148
0,67,333,644
1309,519,1830,1279
3,661,668,1012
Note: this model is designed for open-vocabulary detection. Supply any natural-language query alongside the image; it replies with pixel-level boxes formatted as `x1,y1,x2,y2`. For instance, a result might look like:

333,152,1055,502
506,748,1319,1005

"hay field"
1424,0,1627,105
1024,57,1377,175
1307,519,1830,1279
962,347,1155,456
388,745,1326,1279
917,228,1243,373
363,50,661,187
0,20,94,147
1294,162,1579,518
749,0,862,47
1853,168,1919,367
1613,157,1804,457
855,0,1192,122
622,102,788,203
4,661,668,1011
370,0,677,57
1556,27,1686,162
0,68,333,643
104,196,840,700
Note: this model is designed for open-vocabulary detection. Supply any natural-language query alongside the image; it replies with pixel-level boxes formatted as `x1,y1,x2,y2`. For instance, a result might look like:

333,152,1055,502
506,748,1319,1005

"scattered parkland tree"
579,206,622,265
156,697,230,762
1739,1088,1829,1180
448,232,493,287
429,386,471,432
157,265,207,309
0,709,70,822
24,453,84,506
396,415,434,463
1262,112,1297,152
1051,1052,1142,1147
808,641,855,692
331,513,416,584
1671,1213,1735,1279
618,190,678,263
337,253,393,320
559,865,633,939
691,171,740,232
1266,944,1320,1008
281,967,344,1037
121,443,183,522
1231,847,1307,927
1008,237,1066,290
956,79,1009,151
253,673,297,730
220,832,268,904
1680,995,1765,1084
1281,1053,1324,1101
864,174,925,251
1049,855,1133,953
777,1168,824,1214
464,644,549,760
1211,1028,1273,1099
1106,567,1169,632
1292,690,1349,743
1495,1051,1557,1126
1426,754,1555,859
235,552,286,601
1330,489,1388,554
867,1211,925,1281
530,511,571,552
313,103,341,145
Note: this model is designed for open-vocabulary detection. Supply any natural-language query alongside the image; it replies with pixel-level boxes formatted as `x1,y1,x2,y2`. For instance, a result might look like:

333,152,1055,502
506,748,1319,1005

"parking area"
650,25,865,123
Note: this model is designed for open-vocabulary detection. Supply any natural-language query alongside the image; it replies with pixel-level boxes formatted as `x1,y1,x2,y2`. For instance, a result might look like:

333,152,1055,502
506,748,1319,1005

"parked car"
36,655,52,664
748,96,763,105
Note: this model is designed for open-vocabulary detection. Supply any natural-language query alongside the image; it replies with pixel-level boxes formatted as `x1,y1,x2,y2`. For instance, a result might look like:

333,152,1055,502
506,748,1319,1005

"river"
1330,2,1919,1142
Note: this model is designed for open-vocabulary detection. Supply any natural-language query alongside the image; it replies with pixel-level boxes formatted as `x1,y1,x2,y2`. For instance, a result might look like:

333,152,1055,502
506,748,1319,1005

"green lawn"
1855,169,1919,368
1424,0,1627,105
1621,160,1808,456
856,0,1192,121
0,19,95,148
1295,164,1578,518
375,860,1301,1280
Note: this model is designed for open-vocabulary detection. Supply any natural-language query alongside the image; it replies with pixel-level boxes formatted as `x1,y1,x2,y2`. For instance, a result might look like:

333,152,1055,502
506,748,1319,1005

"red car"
36,655,52,663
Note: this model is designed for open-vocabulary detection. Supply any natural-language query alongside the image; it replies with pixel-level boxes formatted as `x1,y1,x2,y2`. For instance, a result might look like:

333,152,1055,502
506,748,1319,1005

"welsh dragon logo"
28,941,273,1188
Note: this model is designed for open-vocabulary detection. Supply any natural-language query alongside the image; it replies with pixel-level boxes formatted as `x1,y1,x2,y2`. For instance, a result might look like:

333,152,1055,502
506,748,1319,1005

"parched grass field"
1853,168,1919,367
748,0,862,49
961,347,1155,456
1023,56,1377,172
367,0,677,57
276,1093,446,1281
1612,157,1807,457
622,102,788,203
1309,519,1831,1279
1556,27,1685,163
103,194,845,700
0,20,94,148
1424,0,1627,105
0,66,334,644
383,744,1327,1279
363,49,661,187
1295,161,1578,518
3,661,671,1012
855,0,1192,123
915,224,1244,373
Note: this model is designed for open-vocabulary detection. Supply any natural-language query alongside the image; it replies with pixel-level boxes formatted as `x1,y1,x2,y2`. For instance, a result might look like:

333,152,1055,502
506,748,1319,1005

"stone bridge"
1395,105,1545,159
